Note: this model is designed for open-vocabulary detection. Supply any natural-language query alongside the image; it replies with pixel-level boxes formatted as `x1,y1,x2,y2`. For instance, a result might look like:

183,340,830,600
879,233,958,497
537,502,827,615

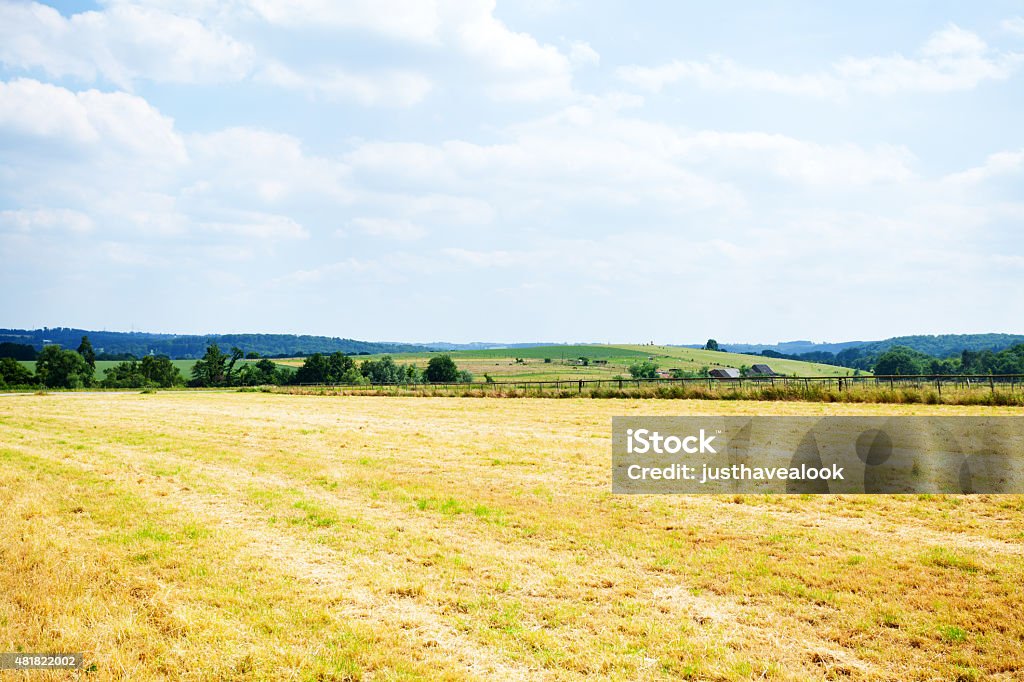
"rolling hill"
336,344,857,381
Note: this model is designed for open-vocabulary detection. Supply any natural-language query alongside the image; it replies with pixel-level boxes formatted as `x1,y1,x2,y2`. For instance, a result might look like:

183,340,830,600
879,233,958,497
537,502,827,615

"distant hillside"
421,342,561,351
693,334,1024,359
0,328,434,359
690,340,867,355
854,334,1024,358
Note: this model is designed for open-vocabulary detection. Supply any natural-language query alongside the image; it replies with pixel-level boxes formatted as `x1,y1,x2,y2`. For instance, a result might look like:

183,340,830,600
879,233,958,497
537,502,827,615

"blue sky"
1,1,1022,344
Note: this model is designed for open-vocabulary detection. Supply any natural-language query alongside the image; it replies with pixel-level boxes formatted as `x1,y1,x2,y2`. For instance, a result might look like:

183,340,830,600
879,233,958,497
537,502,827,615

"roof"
709,368,740,378
750,364,775,374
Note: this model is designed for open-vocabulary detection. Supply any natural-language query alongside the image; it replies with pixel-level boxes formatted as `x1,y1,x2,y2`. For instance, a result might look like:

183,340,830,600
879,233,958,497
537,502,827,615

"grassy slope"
614,345,859,377
0,393,1020,680
281,344,855,381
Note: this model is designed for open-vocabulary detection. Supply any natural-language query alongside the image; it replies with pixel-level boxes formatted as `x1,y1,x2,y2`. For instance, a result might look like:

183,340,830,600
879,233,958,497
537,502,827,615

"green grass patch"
921,547,981,573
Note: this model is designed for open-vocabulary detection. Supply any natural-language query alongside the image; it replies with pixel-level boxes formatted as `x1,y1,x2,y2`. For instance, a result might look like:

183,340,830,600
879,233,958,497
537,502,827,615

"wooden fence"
298,374,1024,395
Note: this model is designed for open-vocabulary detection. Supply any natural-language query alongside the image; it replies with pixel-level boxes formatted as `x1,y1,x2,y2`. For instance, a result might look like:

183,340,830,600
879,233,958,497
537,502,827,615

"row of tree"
0,337,107,389
871,344,1024,376
758,343,1024,375
186,345,472,387
0,336,472,389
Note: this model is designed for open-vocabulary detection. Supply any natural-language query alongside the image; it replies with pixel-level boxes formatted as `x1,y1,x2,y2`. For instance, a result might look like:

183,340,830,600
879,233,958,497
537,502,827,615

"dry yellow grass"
1,393,1022,680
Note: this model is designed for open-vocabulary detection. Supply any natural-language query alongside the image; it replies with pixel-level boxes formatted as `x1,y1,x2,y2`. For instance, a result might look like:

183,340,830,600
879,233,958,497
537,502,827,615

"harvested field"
1,393,1022,680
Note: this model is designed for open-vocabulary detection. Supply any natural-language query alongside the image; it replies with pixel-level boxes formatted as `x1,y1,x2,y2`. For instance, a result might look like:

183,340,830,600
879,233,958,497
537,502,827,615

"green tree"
191,343,231,387
704,339,719,351
424,355,459,383
141,356,182,387
238,358,289,386
326,352,357,383
102,360,146,388
35,345,93,388
361,356,400,384
77,335,96,369
628,361,659,379
294,352,359,384
873,346,927,376
294,353,328,384
225,347,245,384
0,357,35,387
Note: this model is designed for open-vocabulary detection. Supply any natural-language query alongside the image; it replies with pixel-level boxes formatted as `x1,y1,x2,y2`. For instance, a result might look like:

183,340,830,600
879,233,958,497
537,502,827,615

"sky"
0,1,1022,344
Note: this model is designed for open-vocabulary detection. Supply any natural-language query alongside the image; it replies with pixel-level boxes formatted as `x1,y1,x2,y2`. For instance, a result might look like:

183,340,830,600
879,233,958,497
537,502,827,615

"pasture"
16,358,197,376
298,344,854,382
1,393,1021,680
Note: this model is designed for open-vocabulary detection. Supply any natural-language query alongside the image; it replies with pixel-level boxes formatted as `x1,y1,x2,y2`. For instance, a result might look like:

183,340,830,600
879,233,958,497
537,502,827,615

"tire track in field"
2,396,907,679
26,438,881,681
0,441,531,680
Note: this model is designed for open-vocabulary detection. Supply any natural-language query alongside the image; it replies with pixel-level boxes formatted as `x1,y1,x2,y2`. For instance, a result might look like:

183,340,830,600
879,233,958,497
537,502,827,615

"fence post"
578,379,583,394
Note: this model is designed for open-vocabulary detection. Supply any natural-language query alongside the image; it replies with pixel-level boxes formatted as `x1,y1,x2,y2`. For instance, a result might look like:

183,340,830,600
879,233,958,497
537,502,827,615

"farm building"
708,368,741,379
655,370,672,379
749,364,776,376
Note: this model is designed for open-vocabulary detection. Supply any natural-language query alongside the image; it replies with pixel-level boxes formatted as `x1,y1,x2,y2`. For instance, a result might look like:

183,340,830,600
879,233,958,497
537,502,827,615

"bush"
628,361,658,379
0,357,35,387
35,345,93,388
425,355,459,383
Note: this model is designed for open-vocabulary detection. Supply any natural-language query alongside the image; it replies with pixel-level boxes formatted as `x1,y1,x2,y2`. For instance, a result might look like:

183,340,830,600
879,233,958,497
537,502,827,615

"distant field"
18,359,198,376
13,346,855,384
1,393,1021,679
278,344,858,381
615,345,858,377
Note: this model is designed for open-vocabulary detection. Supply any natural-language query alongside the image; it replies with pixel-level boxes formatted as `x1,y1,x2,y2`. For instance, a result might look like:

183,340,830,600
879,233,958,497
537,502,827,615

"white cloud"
203,213,309,239
442,247,538,268
0,78,186,163
186,127,352,204
0,1,429,106
943,149,1024,185
0,2,253,88
568,40,599,67
243,0,442,43
0,208,94,233
346,99,915,218
1001,17,1024,37
836,25,1021,93
673,131,916,186
617,57,839,97
274,252,441,286
618,24,1022,97
0,0,590,105
257,62,432,107
350,217,427,241
450,0,574,100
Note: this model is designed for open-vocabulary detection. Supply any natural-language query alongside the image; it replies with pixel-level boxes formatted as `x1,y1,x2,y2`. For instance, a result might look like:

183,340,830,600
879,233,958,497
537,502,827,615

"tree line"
0,328,431,359
758,342,1024,374
0,336,472,389
870,344,1024,376
187,345,471,387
